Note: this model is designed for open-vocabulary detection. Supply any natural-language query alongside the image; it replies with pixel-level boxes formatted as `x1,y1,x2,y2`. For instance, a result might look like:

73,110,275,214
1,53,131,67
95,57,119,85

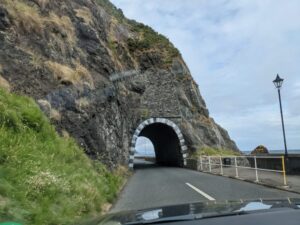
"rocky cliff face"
0,0,238,168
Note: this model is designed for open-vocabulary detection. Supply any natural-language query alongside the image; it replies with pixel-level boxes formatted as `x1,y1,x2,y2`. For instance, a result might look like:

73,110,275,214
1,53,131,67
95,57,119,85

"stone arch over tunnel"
129,118,187,169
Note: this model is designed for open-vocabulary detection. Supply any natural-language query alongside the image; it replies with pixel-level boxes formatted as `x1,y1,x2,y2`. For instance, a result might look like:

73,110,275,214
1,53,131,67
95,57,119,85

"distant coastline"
242,149,300,155
136,149,300,157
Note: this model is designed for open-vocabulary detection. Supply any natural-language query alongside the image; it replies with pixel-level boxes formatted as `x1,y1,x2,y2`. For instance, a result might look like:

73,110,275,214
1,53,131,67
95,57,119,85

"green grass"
0,88,127,225
190,147,241,159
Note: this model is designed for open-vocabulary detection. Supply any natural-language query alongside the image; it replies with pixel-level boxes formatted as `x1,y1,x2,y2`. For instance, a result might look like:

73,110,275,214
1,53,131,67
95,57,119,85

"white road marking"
186,183,216,201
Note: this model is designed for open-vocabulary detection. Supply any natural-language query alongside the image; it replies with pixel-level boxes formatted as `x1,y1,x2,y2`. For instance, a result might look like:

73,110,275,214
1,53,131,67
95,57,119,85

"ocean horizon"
242,149,300,154
135,149,300,157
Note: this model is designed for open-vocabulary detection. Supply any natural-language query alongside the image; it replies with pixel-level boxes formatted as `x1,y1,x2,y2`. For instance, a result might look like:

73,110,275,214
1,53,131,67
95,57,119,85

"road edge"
191,170,300,195
107,170,134,213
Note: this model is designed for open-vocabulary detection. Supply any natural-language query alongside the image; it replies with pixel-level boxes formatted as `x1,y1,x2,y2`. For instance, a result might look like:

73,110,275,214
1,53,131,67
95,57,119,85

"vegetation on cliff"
95,0,180,66
0,88,128,225
126,21,180,64
96,0,126,22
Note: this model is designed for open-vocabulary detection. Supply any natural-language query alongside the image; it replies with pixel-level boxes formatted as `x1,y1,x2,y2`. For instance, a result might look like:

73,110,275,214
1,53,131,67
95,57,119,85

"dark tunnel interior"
138,123,183,167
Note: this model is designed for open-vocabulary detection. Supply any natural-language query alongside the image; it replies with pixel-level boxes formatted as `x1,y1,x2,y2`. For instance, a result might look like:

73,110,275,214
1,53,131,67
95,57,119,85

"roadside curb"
196,170,300,195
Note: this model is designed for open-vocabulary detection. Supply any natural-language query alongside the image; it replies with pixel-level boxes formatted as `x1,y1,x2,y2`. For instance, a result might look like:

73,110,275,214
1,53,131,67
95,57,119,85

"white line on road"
185,183,216,201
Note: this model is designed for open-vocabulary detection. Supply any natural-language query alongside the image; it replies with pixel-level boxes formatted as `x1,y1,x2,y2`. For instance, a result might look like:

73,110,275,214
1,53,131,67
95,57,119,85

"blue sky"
111,0,300,151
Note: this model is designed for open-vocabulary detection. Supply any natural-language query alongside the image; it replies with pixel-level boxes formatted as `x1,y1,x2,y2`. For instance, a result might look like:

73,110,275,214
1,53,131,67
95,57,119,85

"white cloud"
111,0,300,150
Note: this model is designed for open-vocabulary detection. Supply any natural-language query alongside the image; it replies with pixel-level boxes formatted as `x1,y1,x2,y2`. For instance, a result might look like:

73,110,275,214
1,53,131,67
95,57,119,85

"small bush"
127,38,150,52
45,61,94,87
75,7,93,25
74,63,94,88
30,53,44,70
4,0,44,35
45,12,76,46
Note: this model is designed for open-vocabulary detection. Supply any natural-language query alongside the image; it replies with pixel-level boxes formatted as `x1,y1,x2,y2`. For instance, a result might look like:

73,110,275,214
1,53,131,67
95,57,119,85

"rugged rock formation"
0,0,238,168
251,145,269,155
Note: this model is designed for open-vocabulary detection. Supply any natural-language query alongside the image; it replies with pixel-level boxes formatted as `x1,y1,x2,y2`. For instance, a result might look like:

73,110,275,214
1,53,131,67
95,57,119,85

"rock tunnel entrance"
129,118,187,169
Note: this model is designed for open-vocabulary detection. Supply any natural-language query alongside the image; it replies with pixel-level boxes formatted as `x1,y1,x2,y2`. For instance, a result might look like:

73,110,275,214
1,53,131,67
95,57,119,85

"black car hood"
76,198,300,225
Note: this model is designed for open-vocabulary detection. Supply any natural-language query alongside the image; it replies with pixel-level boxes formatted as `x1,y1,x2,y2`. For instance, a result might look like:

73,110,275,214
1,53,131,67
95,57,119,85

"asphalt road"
111,161,300,212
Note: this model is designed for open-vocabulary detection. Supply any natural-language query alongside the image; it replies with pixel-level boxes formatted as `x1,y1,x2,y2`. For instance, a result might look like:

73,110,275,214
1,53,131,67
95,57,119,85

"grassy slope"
0,89,126,225
191,147,241,158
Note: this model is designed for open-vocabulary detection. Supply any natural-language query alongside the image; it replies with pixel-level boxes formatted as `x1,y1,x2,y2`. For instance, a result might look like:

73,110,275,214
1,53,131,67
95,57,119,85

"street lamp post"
273,74,288,157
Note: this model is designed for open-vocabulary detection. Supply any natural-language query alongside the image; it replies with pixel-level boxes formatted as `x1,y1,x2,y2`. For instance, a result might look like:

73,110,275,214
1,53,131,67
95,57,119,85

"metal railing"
186,155,288,187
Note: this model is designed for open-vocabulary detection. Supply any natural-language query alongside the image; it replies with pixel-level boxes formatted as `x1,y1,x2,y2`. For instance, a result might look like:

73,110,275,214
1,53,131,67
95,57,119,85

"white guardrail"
186,155,287,187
